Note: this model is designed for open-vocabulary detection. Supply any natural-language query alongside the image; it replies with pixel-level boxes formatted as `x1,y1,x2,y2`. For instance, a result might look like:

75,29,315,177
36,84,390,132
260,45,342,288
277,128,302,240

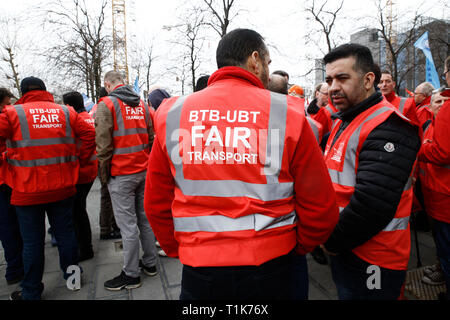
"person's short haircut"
314,83,324,95
323,43,375,76
268,74,288,95
195,75,210,92
445,56,450,72
216,28,267,69
272,70,289,80
104,70,124,84
419,82,435,97
63,91,85,113
0,88,13,101
373,63,381,87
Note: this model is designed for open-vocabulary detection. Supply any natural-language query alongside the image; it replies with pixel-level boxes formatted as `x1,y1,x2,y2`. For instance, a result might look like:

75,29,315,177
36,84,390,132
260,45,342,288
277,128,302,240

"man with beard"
320,44,421,299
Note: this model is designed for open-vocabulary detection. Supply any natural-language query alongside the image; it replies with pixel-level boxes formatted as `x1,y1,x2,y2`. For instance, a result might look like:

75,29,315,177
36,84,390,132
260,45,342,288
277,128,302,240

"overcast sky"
2,0,449,96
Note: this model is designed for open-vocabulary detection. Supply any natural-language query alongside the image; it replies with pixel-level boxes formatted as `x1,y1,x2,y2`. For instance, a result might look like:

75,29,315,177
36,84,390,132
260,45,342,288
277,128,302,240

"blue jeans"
0,185,23,282
330,252,406,300
291,254,309,300
432,218,450,299
15,196,79,300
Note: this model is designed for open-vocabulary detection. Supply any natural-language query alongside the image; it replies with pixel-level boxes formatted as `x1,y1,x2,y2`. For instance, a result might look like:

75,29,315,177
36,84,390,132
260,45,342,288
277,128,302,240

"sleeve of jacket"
418,100,450,165
73,112,96,165
144,136,178,258
324,114,421,254
291,116,339,255
95,102,114,184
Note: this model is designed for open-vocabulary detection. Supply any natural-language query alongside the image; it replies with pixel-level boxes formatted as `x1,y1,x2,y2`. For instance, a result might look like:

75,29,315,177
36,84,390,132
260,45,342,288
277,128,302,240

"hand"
320,244,338,256
423,139,432,144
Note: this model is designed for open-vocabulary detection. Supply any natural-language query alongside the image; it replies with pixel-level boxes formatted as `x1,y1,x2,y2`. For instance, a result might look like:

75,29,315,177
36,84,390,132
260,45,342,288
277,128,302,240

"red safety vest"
324,101,413,270
306,117,324,144
156,80,327,266
3,102,80,193
102,96,151,176
77,111,98,184
312,103,338,135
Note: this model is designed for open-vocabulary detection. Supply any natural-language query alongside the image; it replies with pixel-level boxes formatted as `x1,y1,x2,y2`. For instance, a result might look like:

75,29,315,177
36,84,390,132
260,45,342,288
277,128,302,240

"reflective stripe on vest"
174,211,297,233
328,106,393,187
109,97,150,137
6,104,76,166
108,97,150,157
165,93,294,201
398,98,407,114
306,117,320,143
8,156,78,168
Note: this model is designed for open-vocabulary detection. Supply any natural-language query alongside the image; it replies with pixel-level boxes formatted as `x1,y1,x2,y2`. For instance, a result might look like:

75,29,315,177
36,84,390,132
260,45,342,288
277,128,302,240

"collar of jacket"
417,96,431,108
208,66,265,89
332,91,383,123
384,91,397,103
14,90,55,105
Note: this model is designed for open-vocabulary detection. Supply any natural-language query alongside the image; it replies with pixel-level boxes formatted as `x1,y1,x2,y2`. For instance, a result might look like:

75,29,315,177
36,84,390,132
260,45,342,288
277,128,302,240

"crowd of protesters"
0,27,449,301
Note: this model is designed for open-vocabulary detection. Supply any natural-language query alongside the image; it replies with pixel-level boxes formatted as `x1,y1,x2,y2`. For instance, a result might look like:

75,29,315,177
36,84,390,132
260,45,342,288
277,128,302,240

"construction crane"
112,0,129,84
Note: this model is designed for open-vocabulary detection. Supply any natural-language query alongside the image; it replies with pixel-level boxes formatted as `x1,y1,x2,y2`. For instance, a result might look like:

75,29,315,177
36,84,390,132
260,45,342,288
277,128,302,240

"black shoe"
7,274,24,285
311,247,328,265
104,271,141,291
9,291,22,300
100,230,122,240
78,250,94,262
139,260,158,277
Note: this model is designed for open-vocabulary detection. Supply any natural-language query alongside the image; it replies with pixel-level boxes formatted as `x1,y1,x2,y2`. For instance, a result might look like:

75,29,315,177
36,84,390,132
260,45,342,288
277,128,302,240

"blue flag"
414,31,440,88
82,93,95,112
134,76,140,94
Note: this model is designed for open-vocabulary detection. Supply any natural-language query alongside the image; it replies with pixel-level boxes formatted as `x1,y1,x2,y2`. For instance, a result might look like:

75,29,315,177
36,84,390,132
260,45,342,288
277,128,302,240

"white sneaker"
158,249,167,257
155,241,161,248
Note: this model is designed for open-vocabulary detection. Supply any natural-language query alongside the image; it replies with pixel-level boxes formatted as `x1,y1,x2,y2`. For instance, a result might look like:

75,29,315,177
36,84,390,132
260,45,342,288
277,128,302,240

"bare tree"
129,40,160,99
374,0,425,93
0,17,22,97
304,0,344,54
201,0,238,38
43,0,111,101
167,7,207,93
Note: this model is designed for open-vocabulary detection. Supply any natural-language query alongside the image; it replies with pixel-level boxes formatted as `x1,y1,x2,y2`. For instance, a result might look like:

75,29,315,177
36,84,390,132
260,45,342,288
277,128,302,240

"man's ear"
246,51,260,75
364,72,375,90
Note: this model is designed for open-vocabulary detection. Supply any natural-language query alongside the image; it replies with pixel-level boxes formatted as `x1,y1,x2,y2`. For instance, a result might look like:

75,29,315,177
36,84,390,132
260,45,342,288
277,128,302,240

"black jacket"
323,92,421,254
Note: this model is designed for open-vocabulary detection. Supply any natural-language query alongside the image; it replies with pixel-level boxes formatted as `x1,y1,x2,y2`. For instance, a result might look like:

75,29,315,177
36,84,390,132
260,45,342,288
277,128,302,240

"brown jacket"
95,85,154,184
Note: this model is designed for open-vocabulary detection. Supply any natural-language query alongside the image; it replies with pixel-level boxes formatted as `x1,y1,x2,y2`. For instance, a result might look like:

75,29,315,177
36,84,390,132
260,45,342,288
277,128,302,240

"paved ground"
0,178,441,300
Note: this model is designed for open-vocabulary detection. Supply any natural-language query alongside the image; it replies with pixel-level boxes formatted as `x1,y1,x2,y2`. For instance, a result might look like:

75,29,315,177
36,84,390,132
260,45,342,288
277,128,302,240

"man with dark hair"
268,73,288,94
272,70,289,82
194,75,210,92
63,91,97,262
418,56,450,300
1,77,96,300
378,70,417,122
144,28,339,300
320,43,421,300
0,88,13,108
